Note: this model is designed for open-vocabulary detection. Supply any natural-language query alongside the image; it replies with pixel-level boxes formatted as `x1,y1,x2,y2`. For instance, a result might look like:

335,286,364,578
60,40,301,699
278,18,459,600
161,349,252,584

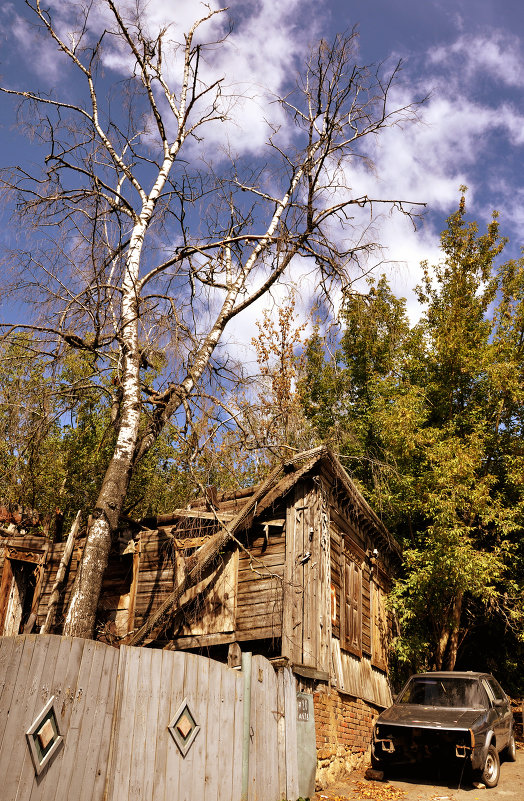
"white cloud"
0,4,64,83
428,31,524,88
25,0,318,159
309,28,524,323
3,6,524,345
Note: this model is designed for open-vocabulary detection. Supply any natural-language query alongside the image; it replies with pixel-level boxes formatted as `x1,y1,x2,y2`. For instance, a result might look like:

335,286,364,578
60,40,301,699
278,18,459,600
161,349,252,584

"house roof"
128,446,401,646
140,446,401,559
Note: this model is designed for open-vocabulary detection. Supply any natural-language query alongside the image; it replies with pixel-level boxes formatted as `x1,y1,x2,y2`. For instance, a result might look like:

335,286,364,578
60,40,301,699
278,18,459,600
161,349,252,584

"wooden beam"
40,511,81,634
292,663,330,682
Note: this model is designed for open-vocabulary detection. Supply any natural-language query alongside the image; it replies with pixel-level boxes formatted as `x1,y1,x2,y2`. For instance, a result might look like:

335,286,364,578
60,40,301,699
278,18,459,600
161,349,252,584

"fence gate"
0,635,301,801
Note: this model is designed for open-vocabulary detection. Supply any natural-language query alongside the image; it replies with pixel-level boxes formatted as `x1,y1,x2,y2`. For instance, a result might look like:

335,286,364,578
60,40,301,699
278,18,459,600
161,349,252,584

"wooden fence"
0,635,305,801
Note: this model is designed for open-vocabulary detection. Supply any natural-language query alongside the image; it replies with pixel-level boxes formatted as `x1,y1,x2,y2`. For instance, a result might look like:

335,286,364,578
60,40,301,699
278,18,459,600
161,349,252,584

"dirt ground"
312,744,524,801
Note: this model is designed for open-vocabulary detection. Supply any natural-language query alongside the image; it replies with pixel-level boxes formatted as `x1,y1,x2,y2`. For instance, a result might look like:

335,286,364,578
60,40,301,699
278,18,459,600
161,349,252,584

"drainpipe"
241,651,252,801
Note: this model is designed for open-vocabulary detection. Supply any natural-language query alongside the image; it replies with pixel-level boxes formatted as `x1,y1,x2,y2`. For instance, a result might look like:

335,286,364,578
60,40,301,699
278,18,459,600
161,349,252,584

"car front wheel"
478,745,500,788
502,732,517,763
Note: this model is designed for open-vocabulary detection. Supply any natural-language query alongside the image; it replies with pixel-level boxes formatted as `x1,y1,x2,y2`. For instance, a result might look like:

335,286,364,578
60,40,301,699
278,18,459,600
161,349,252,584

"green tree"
301,194,524,680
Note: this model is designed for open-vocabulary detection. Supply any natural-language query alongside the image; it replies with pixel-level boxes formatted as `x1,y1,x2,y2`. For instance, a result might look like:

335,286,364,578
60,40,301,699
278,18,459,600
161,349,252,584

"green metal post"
241,651,252,801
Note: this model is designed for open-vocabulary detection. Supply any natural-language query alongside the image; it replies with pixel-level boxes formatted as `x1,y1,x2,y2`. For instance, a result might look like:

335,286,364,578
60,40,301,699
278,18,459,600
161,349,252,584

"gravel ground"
312,744,524,801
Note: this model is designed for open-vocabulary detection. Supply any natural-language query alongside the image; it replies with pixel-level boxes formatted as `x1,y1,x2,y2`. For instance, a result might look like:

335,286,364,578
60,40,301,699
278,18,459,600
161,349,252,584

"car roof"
409,671,493,680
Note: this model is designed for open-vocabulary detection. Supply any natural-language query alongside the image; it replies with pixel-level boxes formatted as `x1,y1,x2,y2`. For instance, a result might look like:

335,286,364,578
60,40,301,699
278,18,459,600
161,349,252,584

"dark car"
371,671,516,787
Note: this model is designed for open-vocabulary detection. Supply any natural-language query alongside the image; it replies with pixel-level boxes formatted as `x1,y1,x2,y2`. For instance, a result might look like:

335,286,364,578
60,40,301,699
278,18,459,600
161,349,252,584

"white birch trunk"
63,227,145,638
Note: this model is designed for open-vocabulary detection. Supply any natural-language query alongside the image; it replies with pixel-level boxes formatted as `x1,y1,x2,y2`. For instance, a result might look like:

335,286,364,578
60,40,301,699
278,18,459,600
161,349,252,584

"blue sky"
0,0,523,333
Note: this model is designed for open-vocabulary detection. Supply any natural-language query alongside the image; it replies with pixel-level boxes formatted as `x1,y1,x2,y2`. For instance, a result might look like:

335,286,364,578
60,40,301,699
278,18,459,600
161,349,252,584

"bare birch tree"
0,0,423,638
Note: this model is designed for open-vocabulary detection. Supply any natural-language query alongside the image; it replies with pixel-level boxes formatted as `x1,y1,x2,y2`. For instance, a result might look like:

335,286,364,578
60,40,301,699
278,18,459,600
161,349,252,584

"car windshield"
398,677,485,708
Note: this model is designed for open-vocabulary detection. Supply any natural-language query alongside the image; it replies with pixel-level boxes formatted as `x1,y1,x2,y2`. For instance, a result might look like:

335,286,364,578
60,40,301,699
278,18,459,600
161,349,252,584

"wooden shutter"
343,557,362,657
371,580,388,672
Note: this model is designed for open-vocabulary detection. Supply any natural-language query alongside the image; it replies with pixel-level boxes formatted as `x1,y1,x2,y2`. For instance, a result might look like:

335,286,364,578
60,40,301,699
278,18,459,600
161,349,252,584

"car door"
482,677,512,749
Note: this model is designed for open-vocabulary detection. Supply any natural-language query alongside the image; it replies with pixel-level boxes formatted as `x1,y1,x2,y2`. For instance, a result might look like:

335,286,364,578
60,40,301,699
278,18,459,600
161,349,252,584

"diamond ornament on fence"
26,696,64,775
168,698,200,757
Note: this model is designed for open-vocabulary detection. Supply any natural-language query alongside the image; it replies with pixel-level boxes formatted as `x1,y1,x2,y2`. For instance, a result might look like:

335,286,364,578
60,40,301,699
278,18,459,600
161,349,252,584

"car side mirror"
493,699,506,707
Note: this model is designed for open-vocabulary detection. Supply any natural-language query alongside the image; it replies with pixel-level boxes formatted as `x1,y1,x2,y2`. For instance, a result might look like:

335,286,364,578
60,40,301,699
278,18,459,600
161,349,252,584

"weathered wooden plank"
217,664,240,801
163,651,187,801
9,637,64,800
202,659,224,801
237,573,284,591
0,636,25,754
247,655,258,801
331,637,344,690
283,667,299,801
76,644,119,801
237,572,284,592
0,635,50,800
105,644,139,801
148,649,172,801
239,540,285,557
141,649,163,801
87,645,120,801
168,631,237,650
231,666,243,801
302,486,316,668
176,652,199,801
236,613,281,634
58,640,109,801
282,486,302,665
37,636,84,801
249,654,279,801
236,626,282,642
237,552,286,572
190,654,210,801
319,480,332,674
276,669,287,801
127,647,153,800
236,585,282,606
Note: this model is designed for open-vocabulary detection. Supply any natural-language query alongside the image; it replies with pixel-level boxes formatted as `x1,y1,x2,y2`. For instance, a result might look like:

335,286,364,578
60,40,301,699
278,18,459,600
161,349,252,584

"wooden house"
0,446,401,780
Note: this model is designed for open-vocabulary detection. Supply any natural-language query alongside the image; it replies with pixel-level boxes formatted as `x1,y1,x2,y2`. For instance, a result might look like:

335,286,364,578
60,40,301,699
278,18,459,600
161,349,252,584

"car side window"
482,679,496,705
482,678,507,708
486,678,507,702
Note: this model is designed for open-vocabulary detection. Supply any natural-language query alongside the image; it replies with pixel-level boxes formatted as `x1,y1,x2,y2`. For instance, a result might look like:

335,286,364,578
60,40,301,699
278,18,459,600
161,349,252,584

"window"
400,677,486,709
0,558,40,635
483,677,507,705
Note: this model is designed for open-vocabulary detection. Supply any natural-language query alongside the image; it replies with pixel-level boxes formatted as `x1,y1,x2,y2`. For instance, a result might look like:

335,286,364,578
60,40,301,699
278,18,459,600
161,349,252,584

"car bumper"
372,725,475,766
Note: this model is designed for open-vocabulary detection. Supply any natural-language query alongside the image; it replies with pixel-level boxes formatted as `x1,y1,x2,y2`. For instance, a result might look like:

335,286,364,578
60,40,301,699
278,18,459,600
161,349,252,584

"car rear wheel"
479,745,500,788
502,732,517,763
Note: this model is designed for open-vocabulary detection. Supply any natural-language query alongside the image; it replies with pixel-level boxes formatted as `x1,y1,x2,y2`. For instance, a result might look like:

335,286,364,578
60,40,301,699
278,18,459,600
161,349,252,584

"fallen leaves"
351,780,408,800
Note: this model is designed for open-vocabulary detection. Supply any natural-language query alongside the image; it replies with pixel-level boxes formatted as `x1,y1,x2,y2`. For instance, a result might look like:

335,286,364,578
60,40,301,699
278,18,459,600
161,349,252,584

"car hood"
377,705,483,730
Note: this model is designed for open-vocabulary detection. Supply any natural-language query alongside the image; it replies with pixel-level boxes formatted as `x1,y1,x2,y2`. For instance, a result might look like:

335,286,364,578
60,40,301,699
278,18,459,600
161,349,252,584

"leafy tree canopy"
300,193,524,691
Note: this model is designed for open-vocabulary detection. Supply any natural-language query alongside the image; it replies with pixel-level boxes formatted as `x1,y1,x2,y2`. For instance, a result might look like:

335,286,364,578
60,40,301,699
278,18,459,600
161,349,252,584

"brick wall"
313,687,381,788
314,687,379,756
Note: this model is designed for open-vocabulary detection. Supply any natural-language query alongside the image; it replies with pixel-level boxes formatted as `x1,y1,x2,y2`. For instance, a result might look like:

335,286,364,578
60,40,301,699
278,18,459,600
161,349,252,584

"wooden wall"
236,520,285,642
0,537,83,635
282,480,331,674
133,529,175,633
